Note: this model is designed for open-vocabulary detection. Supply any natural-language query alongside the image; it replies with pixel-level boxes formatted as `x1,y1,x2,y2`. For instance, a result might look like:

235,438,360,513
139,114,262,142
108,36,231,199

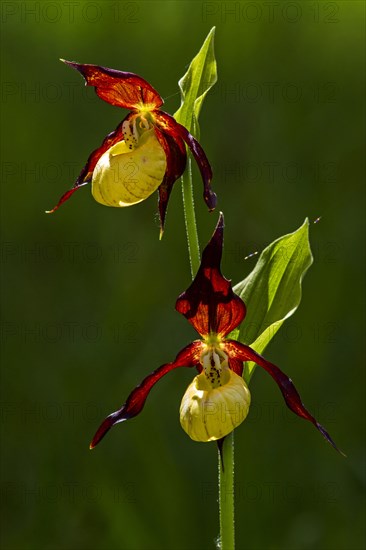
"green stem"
181,155,236,550
218,432,235,550
181,157,200,278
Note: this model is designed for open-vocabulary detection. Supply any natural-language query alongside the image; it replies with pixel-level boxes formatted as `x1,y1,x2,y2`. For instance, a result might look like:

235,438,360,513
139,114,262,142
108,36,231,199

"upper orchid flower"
90,214,342,453
47,60,216,234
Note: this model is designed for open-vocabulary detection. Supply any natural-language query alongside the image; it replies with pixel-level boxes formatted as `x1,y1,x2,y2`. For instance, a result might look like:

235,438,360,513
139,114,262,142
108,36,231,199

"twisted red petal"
228,358,244,376
155,111,216,212
46,117,128,213
45,181,89,214
90,341,203,449
176,213,246,338
154,127,187,236
225,340,345,455
62,60,163,110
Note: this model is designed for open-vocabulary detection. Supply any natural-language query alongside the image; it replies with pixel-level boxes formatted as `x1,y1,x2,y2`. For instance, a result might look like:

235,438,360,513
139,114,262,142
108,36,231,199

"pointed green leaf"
174,27,217,139
232,219,313,383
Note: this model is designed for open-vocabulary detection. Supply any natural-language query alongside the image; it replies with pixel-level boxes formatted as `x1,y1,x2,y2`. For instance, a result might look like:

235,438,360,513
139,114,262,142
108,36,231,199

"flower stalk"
181,157,200,278
219,433,235,550
180,166,236,546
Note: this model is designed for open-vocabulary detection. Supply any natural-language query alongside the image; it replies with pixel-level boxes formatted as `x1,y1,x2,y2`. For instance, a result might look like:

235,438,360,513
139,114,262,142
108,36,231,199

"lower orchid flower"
90,213,342,453
47,60,216,235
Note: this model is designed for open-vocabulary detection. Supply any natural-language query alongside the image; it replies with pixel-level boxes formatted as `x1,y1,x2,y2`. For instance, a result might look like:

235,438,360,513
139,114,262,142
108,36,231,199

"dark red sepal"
46,118,127,213
90,341,203,449
155,111,216,212
176,213,246,338
225,340,345,455
154,127,187,236
62,59,163,110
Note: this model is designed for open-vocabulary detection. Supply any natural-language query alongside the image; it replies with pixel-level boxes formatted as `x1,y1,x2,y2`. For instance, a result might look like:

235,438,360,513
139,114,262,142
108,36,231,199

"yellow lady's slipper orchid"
47,61,216,234
90,214,342,454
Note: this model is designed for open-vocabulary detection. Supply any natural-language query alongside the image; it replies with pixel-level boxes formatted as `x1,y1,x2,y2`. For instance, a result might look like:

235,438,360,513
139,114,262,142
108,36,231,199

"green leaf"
174,27,217,138
232,219,313,383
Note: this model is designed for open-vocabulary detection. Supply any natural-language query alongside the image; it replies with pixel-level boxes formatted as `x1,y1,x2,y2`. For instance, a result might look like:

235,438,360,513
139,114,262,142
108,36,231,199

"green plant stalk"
181,157,200,278
218,432,235,550
181,159,236,550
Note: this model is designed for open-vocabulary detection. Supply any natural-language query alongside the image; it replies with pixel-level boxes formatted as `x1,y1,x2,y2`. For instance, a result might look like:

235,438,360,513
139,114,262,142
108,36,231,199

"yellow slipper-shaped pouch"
92,128,167,207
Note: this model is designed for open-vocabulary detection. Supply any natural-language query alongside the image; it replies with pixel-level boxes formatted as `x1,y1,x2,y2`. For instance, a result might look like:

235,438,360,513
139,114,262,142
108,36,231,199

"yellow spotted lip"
91,129,167,207
179,369,251,442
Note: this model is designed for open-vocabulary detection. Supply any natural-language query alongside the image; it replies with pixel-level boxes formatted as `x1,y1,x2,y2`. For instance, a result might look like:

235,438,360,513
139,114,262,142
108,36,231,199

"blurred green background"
1,1,365,549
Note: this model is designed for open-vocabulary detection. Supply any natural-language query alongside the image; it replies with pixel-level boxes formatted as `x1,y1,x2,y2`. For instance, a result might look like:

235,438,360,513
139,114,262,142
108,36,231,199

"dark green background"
1,1,365,549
